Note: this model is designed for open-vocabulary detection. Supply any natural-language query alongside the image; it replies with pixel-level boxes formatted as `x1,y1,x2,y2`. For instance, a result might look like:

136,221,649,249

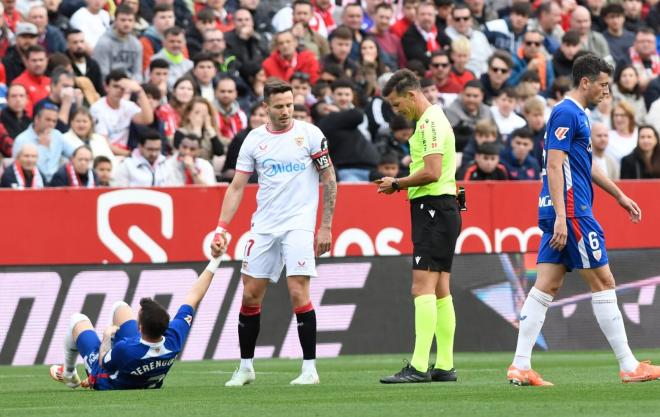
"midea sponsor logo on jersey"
262,158,306,177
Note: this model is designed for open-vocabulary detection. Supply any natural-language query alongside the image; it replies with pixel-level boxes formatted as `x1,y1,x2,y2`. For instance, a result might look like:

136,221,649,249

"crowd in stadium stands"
1,0,660,189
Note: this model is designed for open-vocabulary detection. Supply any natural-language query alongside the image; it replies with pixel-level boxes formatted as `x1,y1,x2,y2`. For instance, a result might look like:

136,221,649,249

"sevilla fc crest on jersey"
294,136,304,147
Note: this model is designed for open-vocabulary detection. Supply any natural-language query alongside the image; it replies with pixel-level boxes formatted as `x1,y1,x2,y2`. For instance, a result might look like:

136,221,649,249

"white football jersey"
236,120,329,233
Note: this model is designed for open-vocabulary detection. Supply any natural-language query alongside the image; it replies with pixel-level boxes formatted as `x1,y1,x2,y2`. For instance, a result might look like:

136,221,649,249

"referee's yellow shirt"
407,104,457,200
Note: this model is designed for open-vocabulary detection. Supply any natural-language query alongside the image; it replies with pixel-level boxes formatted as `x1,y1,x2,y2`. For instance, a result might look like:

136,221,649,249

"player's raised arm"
591,161,642,223
184,257,223,311
211,172,251,257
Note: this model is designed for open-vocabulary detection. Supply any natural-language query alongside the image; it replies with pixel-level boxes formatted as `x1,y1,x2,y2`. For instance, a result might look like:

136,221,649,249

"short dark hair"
264,79,293,102
330,78,354,92
510,127,534,141
196,7,215,23
142,82,162,100
105,69,128,84
193,52,216,67
562,30,581,46
536,1,554,17
521,70,541,83
375,2,393,13
321,63,343,78
137,127,163,146
50,66,74,86
293,0,313,10
476,142,500,156
498,86,517,99
511,2,531,16
93,155,112,169
636,26,656,37
550,76,571,99
451,4,471,17
464,79,483,92
150,58,169,71
329,25,353,41
26,44,46,58
420,78,435,89
138,298,170,339
164,26,184,38
46,53,72,74
293,103,310,114
430,49,450,60
601,3,624,19
379,152,399,166
572,53,613,88
65,28,83,39
115,3,135,17
291,72,311,84
488,50,513,69
153,3,173,15
382,69,420,97
389,114,415,131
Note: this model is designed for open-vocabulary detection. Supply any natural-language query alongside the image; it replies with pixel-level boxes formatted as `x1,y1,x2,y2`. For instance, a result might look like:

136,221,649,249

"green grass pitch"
3,350,660,417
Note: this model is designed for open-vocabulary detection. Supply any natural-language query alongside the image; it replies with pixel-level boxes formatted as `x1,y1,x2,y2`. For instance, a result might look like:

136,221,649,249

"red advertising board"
1,181,659,265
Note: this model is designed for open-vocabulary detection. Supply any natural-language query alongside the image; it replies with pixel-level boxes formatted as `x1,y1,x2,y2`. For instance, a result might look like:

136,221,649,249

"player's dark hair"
264,79,293,102
93,155,112,169
138,298,170,339
150,58,169,72
572,54,613,88
105,69,128,85
382,69,420,97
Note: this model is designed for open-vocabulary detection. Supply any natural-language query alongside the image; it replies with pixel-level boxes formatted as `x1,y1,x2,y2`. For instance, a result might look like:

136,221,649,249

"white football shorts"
240,230,317,282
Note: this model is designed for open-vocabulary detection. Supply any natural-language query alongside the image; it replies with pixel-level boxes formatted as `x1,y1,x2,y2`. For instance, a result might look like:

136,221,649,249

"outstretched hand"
617,194,642,223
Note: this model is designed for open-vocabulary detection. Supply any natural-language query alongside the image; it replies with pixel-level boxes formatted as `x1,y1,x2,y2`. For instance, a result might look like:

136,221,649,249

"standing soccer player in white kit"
211,79,337,386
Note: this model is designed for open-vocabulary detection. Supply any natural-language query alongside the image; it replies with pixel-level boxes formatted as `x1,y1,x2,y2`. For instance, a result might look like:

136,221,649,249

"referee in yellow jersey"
377,69,462,384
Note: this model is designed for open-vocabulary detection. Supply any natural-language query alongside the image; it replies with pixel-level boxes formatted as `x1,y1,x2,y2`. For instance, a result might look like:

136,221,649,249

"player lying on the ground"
49,257,223,390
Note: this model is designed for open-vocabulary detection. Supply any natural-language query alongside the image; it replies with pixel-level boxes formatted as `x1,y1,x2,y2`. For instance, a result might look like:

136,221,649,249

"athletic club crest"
593,249,602,261
294,136,304,147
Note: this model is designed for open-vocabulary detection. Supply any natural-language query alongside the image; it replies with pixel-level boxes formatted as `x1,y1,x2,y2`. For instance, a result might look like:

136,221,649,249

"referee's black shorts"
410,195,462,273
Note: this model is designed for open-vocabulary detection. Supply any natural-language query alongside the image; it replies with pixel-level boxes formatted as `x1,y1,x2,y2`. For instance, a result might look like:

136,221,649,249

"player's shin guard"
295,302,316,360
238,305,261,360
435,295,455,371
592,289,639,372
513,287,553,370
411,294,437,372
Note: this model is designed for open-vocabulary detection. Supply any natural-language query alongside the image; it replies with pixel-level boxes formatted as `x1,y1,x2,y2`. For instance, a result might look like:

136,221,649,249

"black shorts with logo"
410,195,462,272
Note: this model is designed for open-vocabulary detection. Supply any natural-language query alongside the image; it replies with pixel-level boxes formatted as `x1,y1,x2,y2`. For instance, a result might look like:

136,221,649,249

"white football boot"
225,367,256,386
49,365,81,388
290,369,320,385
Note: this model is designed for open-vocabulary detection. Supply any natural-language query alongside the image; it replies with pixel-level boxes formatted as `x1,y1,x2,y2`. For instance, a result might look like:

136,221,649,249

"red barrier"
1,181,658,265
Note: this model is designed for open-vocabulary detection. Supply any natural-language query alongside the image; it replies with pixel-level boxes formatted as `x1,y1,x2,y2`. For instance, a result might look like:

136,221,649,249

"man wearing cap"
3,22,39,84
12,103,74,182
12,45,51,118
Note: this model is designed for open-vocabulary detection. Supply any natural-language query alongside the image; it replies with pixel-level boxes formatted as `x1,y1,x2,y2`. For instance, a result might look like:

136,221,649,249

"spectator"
401,1,449,68
611,63,646,125
0,143,45,188
186,7,215,58
457,141,509,181
93,3,143,83
113,127,167,186
490,87,526,139
607,100,638,164
428,50,461,97
151,27,193,89
552,30,582,80
189,53,216,103
46,52,100,108
64,107,116,166
591,121,620,180
369,2,405,70
146,59,169,104
318,103,379,182
221,100,266,181
623,0,644,33
93,155,112,186
499,127,540,180
620,125,660,179
341,3,369,63
69,0,110,50
291,72,316,107
484,2,530,55
214,76,247,144
322,26,358,79
420,78,439,105
240,0,273,36
33,67,80,133
585,0,606,32
0,84,31,146
510,29,554,93
529,1,564,55
445,80,493,152
163,133,216,185
444,4,492,77
12,103,74,181
27,3,66,53
124,0,149,34
263,30,320,85
142,0,192,30
287,0,329,62
202,28,239,78
292,103,311,122
90,70,154,156
224,8,269,68
205,0,234,33
355,37,387,97
601,3,635,65
3,0,20,33
522,96,547,166
481,50,513,105
48,145,96,187
140,4,176,72
464,0,497,29
460,118,500,167
174,96,223,166
646,1,660,34
66,29,105,96
591,89,613,129
13,45,50,117
3,22,39,84
368,151,400,182
570,6,610,59
149,76,193,142
139,83,173,147
373,114,414,175
391,0,418,38
448,37,476,90
0,3,12,57
628,27,660,91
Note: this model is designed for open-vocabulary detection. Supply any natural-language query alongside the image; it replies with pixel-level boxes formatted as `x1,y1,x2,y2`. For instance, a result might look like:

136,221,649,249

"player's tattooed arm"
320,165,337,228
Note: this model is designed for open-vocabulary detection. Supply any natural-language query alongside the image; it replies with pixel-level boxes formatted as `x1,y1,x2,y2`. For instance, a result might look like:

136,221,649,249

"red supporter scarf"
416,24,439,54
13,161,43,188
66,163,95,188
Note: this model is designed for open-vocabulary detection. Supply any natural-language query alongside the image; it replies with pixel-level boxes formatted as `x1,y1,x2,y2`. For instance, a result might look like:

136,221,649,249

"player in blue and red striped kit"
507,54,660,386
49,257,223,390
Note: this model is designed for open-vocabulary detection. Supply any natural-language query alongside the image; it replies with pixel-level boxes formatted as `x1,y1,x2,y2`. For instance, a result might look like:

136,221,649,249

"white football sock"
512,287,553,371
64,314,88,375
240,358,254,370
302,359,316,373
592,289,639,372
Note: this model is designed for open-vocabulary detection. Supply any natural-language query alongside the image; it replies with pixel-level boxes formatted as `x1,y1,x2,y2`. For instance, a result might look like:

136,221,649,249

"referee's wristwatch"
391,179,401,192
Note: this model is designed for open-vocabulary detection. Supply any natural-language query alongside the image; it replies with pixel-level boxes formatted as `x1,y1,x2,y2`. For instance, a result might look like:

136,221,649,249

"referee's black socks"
295,302,317,360
238,305,261,359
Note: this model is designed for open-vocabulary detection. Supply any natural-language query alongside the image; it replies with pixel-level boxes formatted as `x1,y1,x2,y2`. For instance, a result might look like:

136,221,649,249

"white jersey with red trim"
236,119,329,234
